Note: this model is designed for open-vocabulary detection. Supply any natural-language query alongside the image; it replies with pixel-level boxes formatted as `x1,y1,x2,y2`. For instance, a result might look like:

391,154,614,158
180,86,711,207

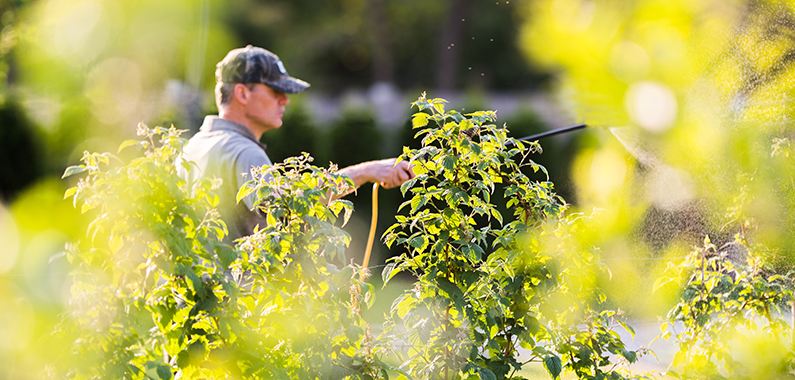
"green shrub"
58,97,641,380
383,94,640,380
59,124,395,379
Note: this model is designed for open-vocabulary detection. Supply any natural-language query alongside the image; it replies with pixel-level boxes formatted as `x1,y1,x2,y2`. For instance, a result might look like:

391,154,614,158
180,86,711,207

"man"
180,45,413,241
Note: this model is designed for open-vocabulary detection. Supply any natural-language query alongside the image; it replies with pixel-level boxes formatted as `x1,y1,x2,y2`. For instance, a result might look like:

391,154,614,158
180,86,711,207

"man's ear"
232,83,250,105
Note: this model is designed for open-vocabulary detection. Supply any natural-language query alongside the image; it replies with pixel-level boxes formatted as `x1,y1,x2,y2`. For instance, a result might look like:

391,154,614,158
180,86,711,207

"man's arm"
332,158,414,199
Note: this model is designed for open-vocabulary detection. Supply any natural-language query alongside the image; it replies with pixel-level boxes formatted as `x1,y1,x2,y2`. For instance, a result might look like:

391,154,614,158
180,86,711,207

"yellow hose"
361,183,379,279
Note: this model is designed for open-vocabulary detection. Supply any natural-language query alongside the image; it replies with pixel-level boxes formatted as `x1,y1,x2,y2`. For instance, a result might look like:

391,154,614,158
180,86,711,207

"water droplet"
462,19,465,21
468,67,472,70
490,39,494,42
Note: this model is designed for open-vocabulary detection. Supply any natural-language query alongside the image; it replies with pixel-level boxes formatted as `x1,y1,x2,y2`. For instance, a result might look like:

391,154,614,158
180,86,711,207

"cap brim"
268,76,310,94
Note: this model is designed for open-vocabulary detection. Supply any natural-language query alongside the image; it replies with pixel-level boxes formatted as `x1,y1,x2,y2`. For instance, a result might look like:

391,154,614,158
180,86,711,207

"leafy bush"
654,140,795,379
58,96,641,380
657,235,795,379
382,95,640,380
59,124,394,379
59,124,231,378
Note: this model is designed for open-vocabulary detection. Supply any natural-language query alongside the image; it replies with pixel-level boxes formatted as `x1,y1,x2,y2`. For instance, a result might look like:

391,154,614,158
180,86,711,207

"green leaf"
118,139,140,153
433,101,446,115
235,180,258,204
143,361,173,380
618,319,635,339
62,165,86,179
185,268,207,300
543,355,562,379
412,112,430,128
653,276,678,293
442,155,457,171
436,277,464,300
382,262,398,284
620,348,638,364
400,177,418,195
409,235,426,250
490,208,503,225
489,323,499,339
392,293,416,319
477,367,497,380
217,246,237,269
410,195,428,214
63,186,78,200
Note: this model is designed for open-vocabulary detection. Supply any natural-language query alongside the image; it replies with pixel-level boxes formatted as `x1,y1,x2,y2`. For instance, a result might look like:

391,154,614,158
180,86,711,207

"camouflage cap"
215,45,310,94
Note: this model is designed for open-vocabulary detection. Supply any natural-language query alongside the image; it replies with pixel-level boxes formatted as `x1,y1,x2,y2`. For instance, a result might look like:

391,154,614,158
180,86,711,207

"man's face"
243,83,290,134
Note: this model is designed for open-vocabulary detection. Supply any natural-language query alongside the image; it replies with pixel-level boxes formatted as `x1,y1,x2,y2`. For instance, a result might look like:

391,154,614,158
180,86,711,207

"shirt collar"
200,116,267,149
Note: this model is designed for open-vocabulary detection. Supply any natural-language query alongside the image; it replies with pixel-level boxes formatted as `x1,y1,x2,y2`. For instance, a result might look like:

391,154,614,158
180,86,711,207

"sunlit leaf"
412,112,430,129
236,180,258,204
62,165,86,178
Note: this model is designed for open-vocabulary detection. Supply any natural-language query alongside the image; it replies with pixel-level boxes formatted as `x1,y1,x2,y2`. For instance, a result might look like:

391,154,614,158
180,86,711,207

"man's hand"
337,158,415,196
367,158,414,189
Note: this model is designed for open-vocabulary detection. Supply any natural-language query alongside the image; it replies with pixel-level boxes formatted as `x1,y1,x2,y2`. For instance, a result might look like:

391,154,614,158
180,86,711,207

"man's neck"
218,109,264,140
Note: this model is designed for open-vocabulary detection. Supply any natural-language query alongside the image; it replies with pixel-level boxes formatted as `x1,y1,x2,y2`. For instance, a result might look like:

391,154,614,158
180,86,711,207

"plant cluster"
656,234,795,379
382,95,640,380
60,124,231,379
60,124,392,379
58,96,645,380
652,140,795,379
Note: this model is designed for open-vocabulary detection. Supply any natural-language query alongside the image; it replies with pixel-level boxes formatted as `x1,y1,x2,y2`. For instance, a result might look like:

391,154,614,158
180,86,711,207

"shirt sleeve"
234,148,274,210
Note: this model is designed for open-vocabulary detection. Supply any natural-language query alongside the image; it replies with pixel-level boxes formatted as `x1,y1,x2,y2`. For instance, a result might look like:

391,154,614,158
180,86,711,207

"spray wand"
513,123,587,144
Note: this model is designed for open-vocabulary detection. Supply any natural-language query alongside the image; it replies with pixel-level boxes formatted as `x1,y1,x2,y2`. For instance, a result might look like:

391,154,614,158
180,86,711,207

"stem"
504,322,516,358
791,300,794,347
212,317,241,376
741,221,748,245
445,305,452,380
701,248,706,298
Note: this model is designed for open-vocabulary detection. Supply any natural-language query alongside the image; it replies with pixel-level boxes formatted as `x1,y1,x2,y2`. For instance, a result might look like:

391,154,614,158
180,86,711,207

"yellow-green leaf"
412,112,429,129
62,165,86,179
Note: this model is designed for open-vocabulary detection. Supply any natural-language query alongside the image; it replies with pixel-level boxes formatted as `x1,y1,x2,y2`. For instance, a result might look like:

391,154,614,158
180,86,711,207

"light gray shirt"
179,116,272,241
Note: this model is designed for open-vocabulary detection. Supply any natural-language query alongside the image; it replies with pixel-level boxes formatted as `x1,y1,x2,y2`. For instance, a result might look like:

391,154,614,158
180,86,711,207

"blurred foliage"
57,125,396,379
0,177,82,379
520,0,795,315
220,0,549,91
655,235,795,379
519,0,795,376
4,0,237,191
328,109,384,169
